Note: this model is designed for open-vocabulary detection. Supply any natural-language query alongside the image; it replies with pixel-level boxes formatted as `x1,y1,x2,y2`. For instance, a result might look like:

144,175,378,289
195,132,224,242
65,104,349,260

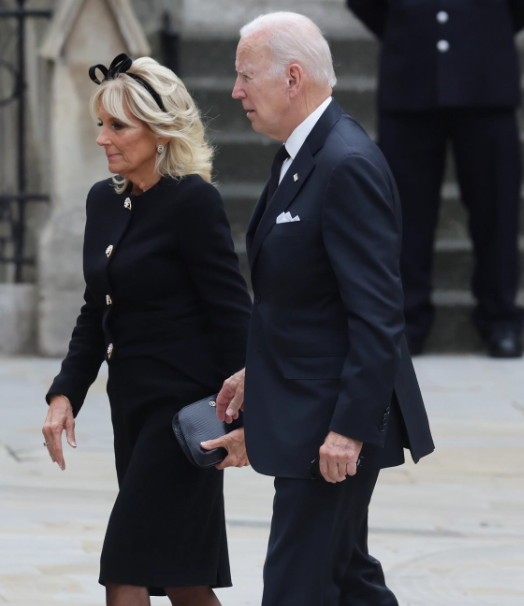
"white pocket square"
276,211,301,224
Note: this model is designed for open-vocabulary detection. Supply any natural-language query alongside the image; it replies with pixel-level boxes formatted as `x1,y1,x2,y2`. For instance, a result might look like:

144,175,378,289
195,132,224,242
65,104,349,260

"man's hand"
42,395,77,470
201,427,249,470
319,431,363,483
216,368,245,423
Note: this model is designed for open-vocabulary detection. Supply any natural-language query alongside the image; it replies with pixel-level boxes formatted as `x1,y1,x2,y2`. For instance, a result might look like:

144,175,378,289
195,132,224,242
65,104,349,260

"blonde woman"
42,54,251,606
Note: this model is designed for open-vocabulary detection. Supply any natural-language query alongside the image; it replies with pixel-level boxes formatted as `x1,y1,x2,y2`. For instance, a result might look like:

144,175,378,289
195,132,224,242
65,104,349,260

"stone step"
181,37,381,80
222,182,524,291
212,133,524,188
181,35,524,85
426,290,524,352
188,76,377,135
228,238,524,293
219,181,524,245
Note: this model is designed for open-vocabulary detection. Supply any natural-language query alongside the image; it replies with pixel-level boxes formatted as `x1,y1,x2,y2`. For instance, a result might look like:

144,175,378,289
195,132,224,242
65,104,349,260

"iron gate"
0,0,51,282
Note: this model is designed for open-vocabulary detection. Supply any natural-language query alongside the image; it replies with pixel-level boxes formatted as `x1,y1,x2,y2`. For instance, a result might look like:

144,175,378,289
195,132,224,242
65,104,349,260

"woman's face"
96,103,159,178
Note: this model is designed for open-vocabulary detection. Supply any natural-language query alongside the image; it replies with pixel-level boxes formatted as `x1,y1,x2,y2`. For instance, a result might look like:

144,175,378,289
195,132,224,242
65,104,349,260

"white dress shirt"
279,96,333,183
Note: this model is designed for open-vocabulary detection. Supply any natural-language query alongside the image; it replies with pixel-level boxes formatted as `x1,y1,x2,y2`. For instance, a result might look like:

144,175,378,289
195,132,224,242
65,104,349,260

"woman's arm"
45,286,106,417
174,179,252,376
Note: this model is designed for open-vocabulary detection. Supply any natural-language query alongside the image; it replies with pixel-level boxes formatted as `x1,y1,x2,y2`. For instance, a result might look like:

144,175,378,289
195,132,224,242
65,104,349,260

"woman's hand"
201,427,249,470
42,395,77,470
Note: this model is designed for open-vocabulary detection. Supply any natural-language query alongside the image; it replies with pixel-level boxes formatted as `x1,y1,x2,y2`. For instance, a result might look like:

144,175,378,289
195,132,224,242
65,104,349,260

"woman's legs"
106,583,151,606
166,586,221,606
105,583,220,606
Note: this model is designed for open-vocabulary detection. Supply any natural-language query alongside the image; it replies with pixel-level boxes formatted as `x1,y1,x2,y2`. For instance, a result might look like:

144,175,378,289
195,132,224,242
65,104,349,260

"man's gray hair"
240,12,337,88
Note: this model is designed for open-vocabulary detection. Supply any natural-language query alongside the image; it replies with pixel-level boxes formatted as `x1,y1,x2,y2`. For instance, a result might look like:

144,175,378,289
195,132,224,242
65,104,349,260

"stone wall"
127,0,365,39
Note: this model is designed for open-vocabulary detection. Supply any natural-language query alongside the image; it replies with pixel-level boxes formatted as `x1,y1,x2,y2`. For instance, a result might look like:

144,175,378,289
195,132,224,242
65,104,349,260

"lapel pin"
293,173,299,182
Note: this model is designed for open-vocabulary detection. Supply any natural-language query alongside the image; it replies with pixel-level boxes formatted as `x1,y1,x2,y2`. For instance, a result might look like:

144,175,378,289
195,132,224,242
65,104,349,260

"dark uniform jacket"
243,100,435,479
348,0,524,110
47,175,252,416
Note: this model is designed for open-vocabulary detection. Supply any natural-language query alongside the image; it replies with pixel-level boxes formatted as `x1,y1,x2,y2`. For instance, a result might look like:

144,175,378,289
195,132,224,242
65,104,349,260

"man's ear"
287,63,304,97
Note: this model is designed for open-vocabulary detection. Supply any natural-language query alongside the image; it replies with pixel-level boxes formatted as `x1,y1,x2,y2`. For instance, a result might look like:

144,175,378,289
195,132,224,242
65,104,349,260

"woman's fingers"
65,415,77,448
42,397,76,470
43,421,65,469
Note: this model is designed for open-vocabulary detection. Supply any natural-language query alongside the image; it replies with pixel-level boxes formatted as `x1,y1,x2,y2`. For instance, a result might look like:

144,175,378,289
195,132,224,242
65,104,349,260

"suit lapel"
249,148,315,269
246,182,269,268
247,99,345,271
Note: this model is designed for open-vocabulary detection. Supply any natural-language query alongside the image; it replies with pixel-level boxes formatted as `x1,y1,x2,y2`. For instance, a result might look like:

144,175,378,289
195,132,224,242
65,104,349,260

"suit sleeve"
46,192,106,417
508,0,524,31
175,181,252,376
322,154,404,447
347,0,390,38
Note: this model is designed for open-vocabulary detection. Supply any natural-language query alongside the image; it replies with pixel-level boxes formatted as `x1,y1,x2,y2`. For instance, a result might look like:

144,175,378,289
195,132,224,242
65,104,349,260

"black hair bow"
89,53,166,112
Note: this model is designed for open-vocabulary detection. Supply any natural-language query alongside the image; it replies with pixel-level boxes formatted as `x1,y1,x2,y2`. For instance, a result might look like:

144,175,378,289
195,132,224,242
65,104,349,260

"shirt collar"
284,97,333,160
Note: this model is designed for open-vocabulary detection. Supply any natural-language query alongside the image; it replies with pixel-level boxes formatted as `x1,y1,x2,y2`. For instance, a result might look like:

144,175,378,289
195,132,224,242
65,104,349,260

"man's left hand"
201,427,249,470
319,431,363,483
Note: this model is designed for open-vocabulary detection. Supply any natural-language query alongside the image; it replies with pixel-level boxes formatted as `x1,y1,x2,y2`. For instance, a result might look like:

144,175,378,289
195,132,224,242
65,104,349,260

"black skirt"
98,358,232,596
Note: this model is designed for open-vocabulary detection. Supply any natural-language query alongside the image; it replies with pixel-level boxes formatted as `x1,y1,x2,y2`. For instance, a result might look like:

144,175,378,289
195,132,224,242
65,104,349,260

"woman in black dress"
41,54,252,606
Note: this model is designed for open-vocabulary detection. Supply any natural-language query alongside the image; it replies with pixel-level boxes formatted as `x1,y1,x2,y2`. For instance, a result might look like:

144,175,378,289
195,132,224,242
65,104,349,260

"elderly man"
207,12,434,606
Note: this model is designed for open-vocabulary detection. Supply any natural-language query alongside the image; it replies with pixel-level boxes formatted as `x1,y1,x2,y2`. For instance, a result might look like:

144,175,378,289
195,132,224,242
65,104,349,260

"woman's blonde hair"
90,56,213,193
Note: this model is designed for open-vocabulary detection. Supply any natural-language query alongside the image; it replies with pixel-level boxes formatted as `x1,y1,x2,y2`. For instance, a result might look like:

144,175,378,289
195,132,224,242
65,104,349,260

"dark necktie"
266,144,290,204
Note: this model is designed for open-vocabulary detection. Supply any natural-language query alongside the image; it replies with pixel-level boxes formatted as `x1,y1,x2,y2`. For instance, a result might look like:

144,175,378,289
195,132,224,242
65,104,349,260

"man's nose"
232,79,246,99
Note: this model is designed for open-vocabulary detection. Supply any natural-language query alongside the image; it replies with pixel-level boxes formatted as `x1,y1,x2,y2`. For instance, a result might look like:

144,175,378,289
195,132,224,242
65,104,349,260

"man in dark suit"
206,11,435,606
348,0,524,357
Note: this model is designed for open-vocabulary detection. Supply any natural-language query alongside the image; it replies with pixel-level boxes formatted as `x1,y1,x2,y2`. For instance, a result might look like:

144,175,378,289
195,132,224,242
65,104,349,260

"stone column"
38,0,149,355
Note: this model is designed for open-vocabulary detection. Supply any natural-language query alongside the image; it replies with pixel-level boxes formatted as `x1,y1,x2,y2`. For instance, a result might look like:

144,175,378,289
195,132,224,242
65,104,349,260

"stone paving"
0,355,523,605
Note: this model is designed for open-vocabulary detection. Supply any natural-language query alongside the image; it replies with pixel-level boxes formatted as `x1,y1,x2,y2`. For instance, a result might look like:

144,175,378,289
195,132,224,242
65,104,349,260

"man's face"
232,36,290,140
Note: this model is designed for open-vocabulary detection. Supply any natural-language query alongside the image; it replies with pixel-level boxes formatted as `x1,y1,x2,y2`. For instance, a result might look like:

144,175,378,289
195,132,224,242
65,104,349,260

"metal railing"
0,0,51,282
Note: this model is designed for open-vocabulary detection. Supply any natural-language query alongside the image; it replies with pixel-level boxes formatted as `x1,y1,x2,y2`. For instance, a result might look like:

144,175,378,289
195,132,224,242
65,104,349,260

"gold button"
107,343,114,359
105,245,114,258
124,197,132,210
106,295,112,305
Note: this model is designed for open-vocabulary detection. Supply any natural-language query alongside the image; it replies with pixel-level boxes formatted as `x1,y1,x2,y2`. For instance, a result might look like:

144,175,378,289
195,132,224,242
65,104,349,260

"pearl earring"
157,144,165,153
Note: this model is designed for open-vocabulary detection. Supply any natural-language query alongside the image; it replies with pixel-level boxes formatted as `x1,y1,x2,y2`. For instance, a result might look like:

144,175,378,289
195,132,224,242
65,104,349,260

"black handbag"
172,394,240,468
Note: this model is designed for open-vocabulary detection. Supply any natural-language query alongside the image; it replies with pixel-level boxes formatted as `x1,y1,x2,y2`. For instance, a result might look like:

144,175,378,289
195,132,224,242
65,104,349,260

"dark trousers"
262,470,398,606
379,108,523,344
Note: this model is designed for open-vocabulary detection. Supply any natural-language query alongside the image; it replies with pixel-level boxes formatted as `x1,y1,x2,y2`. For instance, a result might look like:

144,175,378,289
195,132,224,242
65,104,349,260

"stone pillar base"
0,284,37,354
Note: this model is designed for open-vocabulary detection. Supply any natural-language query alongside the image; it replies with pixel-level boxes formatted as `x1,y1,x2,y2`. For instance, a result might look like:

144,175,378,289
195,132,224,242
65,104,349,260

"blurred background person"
348,0,524,357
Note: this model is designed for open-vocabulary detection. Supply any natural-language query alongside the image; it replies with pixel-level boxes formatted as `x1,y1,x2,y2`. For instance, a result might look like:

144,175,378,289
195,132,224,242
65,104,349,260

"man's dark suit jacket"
243,100,434,479
348,0,524,110
47,175,251,416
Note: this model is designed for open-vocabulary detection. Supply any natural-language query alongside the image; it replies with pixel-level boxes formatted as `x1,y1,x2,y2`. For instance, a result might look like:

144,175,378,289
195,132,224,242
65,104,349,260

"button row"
436,10,449,53
104,198,132,361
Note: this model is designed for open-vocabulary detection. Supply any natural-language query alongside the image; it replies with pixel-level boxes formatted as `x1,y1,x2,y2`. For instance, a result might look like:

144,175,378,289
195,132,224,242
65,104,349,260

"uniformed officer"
348,0,524,357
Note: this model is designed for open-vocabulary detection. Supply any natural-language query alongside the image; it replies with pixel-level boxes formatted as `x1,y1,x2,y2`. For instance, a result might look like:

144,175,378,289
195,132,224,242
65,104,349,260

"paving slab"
0,355,523,605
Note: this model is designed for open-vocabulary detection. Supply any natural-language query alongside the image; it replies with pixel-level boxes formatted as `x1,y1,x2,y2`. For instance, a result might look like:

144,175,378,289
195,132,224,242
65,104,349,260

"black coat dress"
47,174,252,595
